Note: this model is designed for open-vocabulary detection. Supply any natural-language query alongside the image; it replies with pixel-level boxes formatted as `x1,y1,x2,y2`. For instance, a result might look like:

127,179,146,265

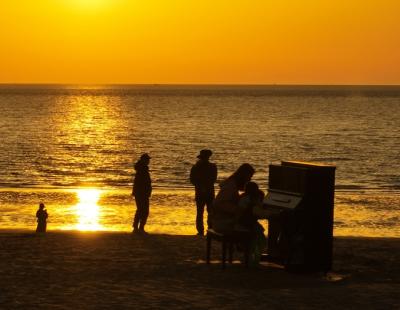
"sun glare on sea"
75,189,103,231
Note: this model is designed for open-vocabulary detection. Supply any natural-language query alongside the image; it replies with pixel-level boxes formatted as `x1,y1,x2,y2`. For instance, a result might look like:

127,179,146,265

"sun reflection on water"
75,189,103,231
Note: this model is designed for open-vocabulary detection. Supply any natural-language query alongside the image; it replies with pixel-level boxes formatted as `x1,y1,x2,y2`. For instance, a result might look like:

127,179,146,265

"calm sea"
0,85,399,236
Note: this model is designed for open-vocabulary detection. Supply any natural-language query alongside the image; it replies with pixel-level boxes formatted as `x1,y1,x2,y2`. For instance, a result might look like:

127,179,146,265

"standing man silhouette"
190,149,217,236
132,153,152,233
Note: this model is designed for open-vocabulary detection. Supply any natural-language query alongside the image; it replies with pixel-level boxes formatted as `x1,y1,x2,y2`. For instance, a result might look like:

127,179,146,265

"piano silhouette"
257,161,336,273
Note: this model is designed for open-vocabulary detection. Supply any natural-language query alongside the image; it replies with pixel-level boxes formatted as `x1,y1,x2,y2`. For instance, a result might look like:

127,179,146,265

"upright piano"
256,161,336,272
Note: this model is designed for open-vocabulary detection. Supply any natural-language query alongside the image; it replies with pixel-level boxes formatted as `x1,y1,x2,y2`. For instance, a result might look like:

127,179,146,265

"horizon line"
1,83,400,87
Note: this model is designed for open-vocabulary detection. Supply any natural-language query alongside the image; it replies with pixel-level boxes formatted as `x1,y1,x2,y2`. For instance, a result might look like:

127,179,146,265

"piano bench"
206,228,251,269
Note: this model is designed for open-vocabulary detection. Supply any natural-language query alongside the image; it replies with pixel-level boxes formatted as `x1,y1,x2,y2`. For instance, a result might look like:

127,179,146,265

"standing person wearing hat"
132,153,152,233
190,149,218,236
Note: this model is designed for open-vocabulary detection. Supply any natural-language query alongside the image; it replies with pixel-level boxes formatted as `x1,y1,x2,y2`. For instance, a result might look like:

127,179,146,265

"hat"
140,153,151,160
197,149,212,159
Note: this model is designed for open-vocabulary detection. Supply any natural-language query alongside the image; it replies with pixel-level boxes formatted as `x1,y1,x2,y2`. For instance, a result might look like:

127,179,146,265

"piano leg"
267,219,281,259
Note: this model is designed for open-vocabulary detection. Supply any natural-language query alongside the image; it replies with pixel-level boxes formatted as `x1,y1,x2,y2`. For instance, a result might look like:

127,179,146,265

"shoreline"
1,186,400,193
1,189,400,237
2,229,400,240
2,228,400,240
1,231,399,309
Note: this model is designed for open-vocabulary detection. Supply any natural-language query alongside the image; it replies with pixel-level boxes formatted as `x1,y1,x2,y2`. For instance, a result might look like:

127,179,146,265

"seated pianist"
211,164,255,233
210,163,267,265
210,163,305,266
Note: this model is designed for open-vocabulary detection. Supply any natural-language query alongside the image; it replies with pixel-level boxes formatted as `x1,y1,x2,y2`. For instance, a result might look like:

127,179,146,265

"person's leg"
251,224,266,266
37,220,45,233
139,196,150,231
205,194,215,230
196,196,205,235
133,196,142,231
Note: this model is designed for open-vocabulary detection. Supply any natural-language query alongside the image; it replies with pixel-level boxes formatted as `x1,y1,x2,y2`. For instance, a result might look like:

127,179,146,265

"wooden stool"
206,228,251,269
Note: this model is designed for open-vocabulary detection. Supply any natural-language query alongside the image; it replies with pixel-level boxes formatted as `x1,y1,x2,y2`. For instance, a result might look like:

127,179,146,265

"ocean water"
0,85,399,236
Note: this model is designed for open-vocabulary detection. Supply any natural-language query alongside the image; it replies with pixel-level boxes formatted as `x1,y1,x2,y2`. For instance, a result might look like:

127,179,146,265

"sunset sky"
1,0,399,85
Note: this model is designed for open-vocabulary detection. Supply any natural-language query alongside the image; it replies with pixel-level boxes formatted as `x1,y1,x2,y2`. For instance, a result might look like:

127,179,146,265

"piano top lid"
282,161,336,170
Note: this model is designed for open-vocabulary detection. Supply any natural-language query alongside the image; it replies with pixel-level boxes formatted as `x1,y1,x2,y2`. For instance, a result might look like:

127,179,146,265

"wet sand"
0,232,399,309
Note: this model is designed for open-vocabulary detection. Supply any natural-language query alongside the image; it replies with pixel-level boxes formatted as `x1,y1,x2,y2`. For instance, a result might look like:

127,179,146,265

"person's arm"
190,165,197,185
212,164,217,183
148,178,152,197
144,172,152,197
131,178,135,196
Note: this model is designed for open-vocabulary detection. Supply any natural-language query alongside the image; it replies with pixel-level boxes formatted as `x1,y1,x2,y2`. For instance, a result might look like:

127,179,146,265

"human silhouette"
211,163,255,233
236,181,266,266
190,149,217,236
132,153,152,233
36,203,48,233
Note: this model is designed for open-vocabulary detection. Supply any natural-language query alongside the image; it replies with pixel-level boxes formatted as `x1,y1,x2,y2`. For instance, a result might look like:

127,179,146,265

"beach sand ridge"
0,232,399,309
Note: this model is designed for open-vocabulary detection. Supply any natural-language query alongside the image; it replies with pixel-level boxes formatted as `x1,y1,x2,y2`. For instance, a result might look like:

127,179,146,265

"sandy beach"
0,231,399,309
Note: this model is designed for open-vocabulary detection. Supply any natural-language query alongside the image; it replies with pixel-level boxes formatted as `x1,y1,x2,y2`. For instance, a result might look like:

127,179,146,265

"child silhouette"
36,203,48,233
236,182,266,266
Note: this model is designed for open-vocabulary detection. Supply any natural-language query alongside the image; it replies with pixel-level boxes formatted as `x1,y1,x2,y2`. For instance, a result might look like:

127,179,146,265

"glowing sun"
75,189,103,231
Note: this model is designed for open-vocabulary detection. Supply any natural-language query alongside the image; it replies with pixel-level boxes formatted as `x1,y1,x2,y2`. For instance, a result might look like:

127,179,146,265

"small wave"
98,149,127,155
38,168,86,176
335,184,366,190
311,157,352,162
379,185,400,190
88,169,132,176
0,183,24,188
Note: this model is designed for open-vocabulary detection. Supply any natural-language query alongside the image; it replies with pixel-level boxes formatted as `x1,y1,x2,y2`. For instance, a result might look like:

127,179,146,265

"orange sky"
0,0,399,85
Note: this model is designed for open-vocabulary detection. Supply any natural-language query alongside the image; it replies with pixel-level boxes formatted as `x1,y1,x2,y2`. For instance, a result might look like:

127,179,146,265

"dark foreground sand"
0,232,399,309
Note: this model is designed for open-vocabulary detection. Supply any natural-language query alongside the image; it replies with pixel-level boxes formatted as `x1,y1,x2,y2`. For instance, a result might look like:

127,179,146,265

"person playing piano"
236,182,267,266
211,163,255,233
